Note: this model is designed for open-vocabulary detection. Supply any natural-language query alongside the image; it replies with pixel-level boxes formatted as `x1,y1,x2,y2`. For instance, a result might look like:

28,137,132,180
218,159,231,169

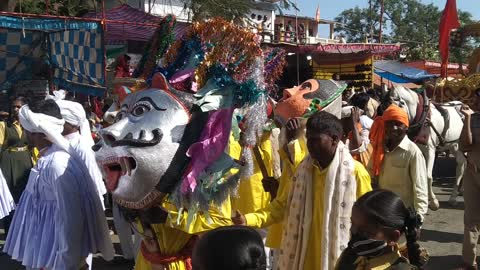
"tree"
334,0,477,62
0,0,17,12
178,0,298,22
13,0,95,17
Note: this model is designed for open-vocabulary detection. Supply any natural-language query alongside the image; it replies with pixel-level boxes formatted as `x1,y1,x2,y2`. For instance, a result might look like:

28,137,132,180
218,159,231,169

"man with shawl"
48,91,107,207
233,111,372,270
54,95,111,269
54,94,139,261
369,104,428,220
3,99,114,270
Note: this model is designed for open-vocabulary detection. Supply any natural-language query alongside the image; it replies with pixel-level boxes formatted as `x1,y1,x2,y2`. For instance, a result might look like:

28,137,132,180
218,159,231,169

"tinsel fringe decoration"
263,47,287,93
133,15,177,79
170,170,241,214
240,147,254,179
240,93,268,178
164,18,263,90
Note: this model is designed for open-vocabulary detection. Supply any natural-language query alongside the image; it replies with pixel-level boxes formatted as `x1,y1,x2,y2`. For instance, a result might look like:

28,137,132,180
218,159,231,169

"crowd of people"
0,76,479,270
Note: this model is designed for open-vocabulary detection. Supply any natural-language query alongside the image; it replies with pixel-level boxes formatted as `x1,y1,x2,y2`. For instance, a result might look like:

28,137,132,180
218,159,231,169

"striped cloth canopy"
0,16,105,96
83,4,188,45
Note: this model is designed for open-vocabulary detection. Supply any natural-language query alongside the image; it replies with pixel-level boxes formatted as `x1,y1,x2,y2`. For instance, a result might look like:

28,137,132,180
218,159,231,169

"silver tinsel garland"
240,57,268,178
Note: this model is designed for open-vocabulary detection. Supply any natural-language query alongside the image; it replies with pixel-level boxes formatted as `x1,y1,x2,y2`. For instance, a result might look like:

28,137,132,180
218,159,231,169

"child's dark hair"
354,189,423,267
350,93,370,111
29,99,62,120
192,226,266,270
306,111,343,139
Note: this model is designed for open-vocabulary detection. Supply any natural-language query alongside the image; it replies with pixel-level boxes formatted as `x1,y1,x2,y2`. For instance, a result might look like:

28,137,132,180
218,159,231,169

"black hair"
306,111,343,139
7,96,28,126
29,99,63,120
350,93,371,111
354,189,422,267
192,226,266,270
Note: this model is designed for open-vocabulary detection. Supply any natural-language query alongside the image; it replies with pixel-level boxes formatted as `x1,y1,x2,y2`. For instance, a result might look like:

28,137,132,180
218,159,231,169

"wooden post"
45,0,49,14
329,23,334,40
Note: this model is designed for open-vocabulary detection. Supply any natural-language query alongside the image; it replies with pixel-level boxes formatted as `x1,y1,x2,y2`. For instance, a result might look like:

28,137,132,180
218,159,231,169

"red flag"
439,0,460,78
315,4,320,23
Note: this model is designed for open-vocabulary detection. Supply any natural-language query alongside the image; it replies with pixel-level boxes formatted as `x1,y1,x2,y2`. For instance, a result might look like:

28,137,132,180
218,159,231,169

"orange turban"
369,105,409,176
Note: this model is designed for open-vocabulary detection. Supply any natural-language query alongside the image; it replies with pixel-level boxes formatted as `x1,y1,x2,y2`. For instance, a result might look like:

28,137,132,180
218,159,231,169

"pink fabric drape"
181,108,234,193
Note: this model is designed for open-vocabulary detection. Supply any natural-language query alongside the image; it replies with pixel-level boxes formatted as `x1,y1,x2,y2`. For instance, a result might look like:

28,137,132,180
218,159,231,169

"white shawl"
278,141,356,270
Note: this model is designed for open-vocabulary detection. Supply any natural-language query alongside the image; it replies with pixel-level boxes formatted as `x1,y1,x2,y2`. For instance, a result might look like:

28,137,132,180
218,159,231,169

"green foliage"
178,0,297,22
0,1,16,12
334,0,478,63
14,0,94,17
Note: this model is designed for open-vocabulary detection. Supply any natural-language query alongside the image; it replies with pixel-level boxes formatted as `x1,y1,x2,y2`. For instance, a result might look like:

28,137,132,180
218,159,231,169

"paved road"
420,177,472,270
0,159,477,269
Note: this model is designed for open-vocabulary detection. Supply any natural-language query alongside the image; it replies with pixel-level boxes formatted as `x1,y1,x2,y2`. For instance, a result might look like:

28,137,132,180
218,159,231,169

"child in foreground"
336,189,424,270
192,226,266,270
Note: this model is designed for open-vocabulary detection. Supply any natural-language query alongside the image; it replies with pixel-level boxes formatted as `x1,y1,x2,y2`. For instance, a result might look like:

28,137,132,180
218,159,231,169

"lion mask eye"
131,102,152,117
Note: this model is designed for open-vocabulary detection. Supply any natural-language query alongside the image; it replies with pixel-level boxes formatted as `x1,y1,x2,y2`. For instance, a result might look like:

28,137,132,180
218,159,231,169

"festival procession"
0,0,479,269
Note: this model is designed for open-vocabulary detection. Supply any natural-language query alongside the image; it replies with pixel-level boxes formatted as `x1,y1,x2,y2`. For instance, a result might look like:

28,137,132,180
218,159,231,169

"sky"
294,0,479,38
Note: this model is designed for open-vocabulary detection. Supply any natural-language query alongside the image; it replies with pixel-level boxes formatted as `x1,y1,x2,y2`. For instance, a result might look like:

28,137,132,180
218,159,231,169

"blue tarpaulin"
374,60,437,84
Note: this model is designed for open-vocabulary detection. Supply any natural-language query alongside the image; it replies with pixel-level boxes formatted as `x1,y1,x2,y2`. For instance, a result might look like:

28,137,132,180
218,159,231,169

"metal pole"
295,0,299,85
379,0,384,43
101,0,107,92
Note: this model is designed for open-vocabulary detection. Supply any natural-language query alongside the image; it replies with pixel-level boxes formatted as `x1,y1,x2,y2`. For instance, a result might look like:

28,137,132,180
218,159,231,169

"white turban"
341,106,364,119
18,104,69,151
47,90,95,148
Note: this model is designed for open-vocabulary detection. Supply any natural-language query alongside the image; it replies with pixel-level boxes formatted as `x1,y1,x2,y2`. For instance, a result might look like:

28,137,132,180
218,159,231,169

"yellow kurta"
0,121,23,145
231,132,272,214
245,159,372,270
265,137,308,248
135,196,233,270
0,121,39,164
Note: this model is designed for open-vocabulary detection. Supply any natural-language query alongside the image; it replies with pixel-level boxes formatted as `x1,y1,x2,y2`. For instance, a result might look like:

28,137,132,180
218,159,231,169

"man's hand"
286,118,302,142
262,177,279,199
461,105,475,117
351,107,361,124
232,210,247,226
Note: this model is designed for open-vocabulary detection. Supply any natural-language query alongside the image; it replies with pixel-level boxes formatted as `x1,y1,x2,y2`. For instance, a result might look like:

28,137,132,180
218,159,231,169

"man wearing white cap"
54,96,107,207
53,94,110,269
51,92,139,261
3,99,113,270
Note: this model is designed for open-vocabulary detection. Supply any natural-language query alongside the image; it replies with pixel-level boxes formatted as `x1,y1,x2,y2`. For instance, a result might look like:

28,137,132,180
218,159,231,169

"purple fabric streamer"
170,68,194,84
169,68,195,92
181,108,234,193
